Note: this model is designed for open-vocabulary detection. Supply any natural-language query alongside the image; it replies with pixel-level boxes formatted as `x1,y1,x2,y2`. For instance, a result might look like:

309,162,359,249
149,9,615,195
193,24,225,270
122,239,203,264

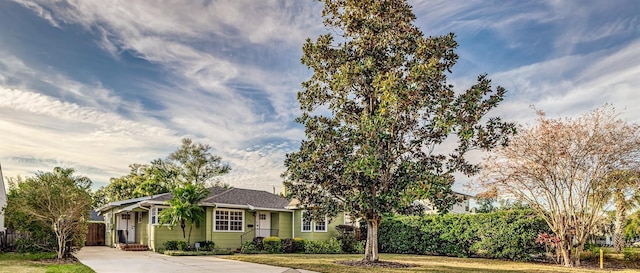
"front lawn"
0,252,94,273
222,253,639,273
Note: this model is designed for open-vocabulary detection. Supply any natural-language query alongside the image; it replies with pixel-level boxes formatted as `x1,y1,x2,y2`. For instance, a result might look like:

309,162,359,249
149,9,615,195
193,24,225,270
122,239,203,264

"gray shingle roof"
150,187,290,210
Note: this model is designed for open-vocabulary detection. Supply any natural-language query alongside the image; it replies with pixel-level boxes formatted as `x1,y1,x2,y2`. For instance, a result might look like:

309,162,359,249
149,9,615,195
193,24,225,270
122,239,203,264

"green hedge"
379,209,550,261
304,237,342,254
263,237,282,254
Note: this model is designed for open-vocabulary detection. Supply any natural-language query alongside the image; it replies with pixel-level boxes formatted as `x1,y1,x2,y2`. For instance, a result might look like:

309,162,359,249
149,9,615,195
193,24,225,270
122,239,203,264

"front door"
117,212,135,243
256,212,271,237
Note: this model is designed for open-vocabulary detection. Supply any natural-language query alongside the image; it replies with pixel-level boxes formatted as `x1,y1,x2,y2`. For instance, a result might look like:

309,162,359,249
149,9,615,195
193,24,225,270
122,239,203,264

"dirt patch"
336,260,416,268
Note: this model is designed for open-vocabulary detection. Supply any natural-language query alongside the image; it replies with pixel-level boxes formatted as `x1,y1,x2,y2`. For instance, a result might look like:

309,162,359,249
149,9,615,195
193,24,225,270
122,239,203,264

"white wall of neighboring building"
0,163,7,232
421,192,473,214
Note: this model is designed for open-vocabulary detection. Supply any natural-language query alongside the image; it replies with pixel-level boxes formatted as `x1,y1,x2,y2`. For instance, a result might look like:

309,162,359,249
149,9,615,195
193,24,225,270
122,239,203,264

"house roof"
128,186,291,211
89,209,104,221
202,187,290,209
96,194,168,212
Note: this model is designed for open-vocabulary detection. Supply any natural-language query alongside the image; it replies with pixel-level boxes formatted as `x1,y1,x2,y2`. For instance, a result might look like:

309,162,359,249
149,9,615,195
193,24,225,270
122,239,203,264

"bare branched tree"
479,105,640,267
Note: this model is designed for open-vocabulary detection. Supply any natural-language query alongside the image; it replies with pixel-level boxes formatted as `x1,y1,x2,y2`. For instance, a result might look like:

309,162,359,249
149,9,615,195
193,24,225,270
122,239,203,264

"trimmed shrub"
196,240,215,251
163,240,179,251
176,241,189,251
304,237,342,254
263,237,282,254
379,209,550,261
293,238,305,253
252,237,265,250
241,240,262,254
281,238,295,253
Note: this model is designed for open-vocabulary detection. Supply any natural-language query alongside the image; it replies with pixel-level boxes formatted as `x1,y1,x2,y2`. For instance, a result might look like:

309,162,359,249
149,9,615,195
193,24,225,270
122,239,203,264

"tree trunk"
558,241,572,267
363,215,381,263
54,222,65,259
574,241,584,266
181,219,186,240
187,223,193,247
614,202,627,253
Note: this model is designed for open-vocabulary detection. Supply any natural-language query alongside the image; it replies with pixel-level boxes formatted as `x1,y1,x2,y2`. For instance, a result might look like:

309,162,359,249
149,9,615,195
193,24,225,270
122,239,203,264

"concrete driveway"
75,246,317,273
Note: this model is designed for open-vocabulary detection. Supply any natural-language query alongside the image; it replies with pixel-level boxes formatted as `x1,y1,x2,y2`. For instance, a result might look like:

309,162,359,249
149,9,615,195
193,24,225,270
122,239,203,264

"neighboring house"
96,187,349,251
417,191,474,214
0,163,7,233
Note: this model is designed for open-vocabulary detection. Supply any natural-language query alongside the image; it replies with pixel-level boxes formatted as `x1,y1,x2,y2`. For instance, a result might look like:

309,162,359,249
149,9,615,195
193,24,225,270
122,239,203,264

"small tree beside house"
5,167,92,258
159,183,209,247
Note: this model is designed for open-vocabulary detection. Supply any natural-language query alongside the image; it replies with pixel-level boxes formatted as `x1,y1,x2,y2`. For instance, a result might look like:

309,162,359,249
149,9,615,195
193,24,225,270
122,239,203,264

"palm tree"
159,183,209,247
604,170,640,252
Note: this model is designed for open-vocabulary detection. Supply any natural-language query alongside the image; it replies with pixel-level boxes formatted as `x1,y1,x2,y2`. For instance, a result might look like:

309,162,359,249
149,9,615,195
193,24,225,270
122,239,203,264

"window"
214,209,244,232
121,213,131,220
314,217,327,232
302,218,312,232
151,207,166,225
259,213,267,220
301,211,326,232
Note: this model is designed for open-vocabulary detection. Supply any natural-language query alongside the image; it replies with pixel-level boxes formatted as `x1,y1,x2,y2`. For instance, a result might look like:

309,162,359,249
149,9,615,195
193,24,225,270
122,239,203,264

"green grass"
222,253,640,273
0,252,94,273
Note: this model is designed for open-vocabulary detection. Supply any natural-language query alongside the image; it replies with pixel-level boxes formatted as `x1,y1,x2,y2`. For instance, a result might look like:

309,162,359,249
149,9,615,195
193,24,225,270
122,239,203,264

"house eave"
213,202,292,212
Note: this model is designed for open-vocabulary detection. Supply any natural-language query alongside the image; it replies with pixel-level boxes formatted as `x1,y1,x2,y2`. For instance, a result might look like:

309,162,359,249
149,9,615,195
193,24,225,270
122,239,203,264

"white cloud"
491,38,640,123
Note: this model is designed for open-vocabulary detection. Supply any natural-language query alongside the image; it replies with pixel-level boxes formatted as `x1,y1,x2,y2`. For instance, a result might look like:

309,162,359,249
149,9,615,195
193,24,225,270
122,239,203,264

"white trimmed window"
302,217,312,232
301,211,327,232
214,209,244,232
151,207,166,225
314,217,327,232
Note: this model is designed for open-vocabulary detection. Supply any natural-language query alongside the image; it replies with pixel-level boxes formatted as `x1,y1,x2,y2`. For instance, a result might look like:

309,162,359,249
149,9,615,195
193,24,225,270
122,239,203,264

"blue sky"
1,0,639,193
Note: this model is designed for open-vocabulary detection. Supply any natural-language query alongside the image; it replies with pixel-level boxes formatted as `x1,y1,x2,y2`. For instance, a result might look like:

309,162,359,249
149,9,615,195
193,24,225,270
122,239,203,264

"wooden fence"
85,223,105,246
0,229,18,251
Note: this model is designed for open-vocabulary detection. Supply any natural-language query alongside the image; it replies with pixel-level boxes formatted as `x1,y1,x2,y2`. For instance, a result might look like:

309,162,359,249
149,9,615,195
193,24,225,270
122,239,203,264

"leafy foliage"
240,240,262,254
94,138,230,206
5,167,92,259
602,170,640,252
378,209,549,261
168,138,231,186
480,105,640,266
263,236,283,254
304,238,343,254
335,225,363,254
159,183,209,246
196,240,215,251
283,0,515,262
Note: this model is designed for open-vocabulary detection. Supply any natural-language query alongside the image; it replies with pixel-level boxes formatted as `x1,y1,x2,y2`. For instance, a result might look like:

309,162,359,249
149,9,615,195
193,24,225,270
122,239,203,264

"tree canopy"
95,138,230,207
6,167,92,259
480,106,640,267
283,0,515,262
159,183,209,246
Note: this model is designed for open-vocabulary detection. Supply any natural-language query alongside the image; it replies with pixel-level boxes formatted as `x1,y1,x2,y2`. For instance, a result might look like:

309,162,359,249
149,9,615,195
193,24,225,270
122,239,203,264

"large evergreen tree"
284,0,515,262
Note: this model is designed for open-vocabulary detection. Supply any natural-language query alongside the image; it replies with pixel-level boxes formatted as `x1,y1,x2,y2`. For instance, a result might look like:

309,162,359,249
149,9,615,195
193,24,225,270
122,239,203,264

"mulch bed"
336,260,416,268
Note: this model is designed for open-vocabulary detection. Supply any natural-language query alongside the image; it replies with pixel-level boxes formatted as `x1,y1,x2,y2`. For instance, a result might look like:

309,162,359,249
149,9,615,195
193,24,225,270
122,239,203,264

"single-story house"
96,187,350,251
